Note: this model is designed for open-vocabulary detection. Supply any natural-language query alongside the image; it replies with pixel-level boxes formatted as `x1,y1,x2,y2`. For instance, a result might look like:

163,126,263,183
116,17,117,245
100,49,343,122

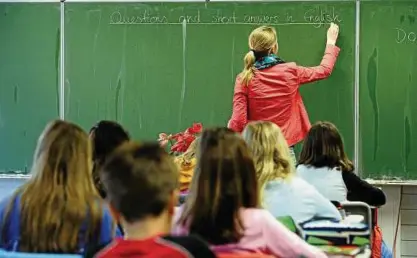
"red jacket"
228,45,340,146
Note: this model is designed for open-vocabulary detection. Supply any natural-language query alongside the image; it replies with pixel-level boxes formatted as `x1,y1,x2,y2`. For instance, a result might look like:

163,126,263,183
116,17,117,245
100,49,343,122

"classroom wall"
0,179,414,256
379,186,417,258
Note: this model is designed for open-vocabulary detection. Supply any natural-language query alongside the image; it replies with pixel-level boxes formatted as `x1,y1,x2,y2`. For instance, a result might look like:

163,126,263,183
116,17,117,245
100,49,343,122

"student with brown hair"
97,142,215,258
0,120,119,255
297,121,386,206
89,120,130,198
173,127,326,258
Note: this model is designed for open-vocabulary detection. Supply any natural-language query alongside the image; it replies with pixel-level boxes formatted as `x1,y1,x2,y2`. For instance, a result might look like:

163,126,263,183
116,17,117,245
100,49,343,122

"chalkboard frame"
2,0,417,184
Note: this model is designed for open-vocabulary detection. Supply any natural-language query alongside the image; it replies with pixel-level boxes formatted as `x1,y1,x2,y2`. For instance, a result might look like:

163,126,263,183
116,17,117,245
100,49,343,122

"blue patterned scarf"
254,54,285,70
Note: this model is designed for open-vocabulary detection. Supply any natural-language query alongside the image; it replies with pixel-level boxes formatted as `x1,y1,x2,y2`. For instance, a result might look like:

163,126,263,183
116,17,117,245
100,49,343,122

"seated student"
89,120,130,199
0,120,119,255
297,121,386,207
172,127,326,258
96,142,215,258
297,121,391,257
242,121,341,224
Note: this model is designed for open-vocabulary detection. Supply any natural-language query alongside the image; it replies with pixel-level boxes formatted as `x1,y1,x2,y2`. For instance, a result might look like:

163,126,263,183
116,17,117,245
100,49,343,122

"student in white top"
296,121,386,207
296,121,391,257
242,121,341,224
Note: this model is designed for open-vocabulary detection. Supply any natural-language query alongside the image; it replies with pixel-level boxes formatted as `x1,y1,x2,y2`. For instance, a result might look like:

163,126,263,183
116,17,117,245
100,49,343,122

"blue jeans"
381,241,393,258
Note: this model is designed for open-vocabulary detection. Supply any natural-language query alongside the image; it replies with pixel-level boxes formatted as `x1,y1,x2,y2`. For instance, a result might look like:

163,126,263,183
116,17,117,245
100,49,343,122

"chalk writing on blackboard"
179,11,201,23
212,11,237,23
304,7,342,28
243,14,280,24
395,28,417,44
110,10,168,24
109,7,342,27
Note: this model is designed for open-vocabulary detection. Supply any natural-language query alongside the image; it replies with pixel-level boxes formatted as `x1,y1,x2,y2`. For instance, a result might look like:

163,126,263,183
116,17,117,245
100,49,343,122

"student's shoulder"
295,164,311,176
296,164,314,172
161,235,216,258
240,208,277,226
290,176,316,191
99,202,114,221
0,193,20,214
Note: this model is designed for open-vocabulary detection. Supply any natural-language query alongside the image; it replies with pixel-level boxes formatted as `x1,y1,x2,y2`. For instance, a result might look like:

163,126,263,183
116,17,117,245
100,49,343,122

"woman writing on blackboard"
228,23,340,162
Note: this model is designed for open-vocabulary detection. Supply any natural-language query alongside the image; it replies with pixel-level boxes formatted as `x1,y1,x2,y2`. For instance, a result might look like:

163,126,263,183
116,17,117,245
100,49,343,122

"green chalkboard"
65,2,355,157
360,1,417,180
0,3,60,174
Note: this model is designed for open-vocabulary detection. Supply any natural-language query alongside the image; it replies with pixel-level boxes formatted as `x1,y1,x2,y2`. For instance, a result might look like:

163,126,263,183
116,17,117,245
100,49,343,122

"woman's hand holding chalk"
327,22,340,46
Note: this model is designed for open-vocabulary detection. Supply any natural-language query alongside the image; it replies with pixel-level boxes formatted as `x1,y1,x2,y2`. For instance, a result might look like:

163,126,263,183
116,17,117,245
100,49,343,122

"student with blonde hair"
0,120,120,255
228,23,340,162
242,121,341,224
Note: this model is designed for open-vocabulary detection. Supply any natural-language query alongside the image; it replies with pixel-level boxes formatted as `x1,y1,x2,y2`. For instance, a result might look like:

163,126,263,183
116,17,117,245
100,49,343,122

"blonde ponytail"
241,51,256,86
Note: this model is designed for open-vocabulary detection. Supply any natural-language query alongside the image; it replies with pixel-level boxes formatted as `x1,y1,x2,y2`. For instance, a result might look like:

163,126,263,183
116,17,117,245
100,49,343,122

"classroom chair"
0,249,81,258
341,201,373,244
301,201,372,251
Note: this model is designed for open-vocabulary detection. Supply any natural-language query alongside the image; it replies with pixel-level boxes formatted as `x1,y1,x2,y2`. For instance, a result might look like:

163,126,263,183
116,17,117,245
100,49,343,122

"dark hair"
89,120,130,198
298,121,354,173
179,127,259,245
100,142,178,223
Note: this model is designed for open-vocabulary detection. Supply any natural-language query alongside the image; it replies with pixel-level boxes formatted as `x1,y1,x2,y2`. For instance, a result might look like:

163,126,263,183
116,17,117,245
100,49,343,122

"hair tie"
250,49,266,60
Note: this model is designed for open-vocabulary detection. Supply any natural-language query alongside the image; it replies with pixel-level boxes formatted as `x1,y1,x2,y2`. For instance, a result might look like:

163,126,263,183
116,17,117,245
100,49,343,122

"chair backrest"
341,201,372,229
341,201,373,246
0,249,81,258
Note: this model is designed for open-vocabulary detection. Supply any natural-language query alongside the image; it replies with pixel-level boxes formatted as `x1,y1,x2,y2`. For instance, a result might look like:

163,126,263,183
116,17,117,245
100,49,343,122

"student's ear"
272,42,278,54
168,189,180,216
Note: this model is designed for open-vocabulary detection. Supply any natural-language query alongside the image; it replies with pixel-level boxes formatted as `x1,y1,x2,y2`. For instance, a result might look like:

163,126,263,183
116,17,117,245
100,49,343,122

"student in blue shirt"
242,121,341,224
0,120,121,256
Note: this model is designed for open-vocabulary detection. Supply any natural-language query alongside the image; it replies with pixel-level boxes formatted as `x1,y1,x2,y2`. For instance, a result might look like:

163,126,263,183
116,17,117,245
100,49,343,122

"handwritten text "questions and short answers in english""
109,7,342,27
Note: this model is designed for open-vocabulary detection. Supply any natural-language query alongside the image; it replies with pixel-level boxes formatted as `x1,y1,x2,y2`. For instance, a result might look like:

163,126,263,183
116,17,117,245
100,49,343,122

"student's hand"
326,23,339,46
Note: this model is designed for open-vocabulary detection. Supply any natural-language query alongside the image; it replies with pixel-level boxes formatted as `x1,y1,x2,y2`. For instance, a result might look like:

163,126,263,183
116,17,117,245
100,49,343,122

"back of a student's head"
242,121,294,201
298,121,353,172
180,127,259,245
242,121,294,178
3,120,102,253
90,120,130,163
89,120,130,197
101,142,179,226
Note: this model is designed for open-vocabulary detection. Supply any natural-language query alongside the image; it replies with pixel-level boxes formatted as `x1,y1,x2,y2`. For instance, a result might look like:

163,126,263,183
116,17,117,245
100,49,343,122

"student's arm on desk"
342,172,386,207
